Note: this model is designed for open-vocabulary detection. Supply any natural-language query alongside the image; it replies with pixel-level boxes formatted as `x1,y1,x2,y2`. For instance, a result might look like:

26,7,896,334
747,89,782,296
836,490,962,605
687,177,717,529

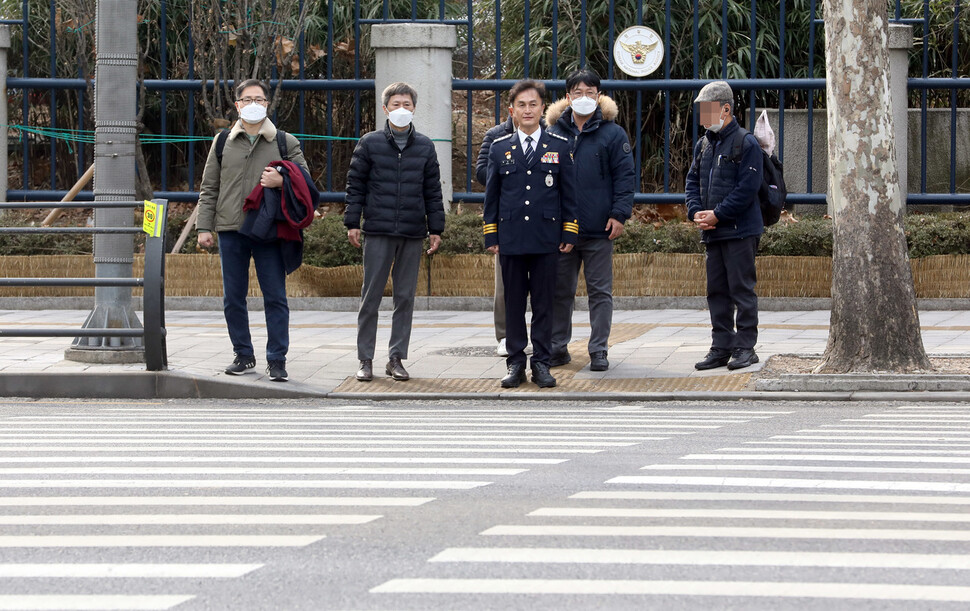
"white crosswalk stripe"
1,402,748,608
381,404,970,607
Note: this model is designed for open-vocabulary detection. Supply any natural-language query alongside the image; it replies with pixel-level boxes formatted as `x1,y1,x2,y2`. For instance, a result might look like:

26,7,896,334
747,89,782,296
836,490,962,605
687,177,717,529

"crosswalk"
0,402,771,610
376,404,970,608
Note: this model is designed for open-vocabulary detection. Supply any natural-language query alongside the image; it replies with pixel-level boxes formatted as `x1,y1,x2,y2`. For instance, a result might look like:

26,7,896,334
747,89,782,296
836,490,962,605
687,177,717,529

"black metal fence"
2,1,968,206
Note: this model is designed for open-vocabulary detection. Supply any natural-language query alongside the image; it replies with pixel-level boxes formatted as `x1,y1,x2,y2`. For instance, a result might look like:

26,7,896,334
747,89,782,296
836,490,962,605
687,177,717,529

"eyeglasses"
238,97,268,105
569,91,599,100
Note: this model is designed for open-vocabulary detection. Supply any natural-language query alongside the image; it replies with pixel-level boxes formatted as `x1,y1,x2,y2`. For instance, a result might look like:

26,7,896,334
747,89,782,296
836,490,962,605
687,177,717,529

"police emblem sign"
613,26,664,77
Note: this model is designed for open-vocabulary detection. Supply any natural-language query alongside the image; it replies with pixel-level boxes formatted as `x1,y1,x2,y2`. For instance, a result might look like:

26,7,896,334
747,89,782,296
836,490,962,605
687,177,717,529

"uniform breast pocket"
540,163,560,188
500,162,518,176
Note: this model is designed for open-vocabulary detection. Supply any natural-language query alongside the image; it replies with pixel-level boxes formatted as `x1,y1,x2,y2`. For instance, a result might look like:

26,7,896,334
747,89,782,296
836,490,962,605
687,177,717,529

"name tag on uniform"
540,152,559,164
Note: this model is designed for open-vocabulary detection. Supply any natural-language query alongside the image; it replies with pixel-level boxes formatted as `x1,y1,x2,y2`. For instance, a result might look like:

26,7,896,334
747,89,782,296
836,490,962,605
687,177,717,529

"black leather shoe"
356,359,373,382
695,349,732,370
386,356,410,381
548,351,571,367
589,351,609,371
501,364,527,388
727,348,759,370
531,362,557,388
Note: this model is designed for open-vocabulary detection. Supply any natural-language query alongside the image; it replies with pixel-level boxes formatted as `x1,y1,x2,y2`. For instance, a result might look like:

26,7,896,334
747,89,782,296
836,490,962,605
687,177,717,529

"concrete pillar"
889,24,913,210
0,26,10,204
371,23,456,209
66,0,143,364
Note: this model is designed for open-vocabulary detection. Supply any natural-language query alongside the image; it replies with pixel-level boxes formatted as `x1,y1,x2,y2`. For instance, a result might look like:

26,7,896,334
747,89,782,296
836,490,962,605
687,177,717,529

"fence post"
889,24,914,212
371,24,457,210
0,25,10,205
65,0,143,364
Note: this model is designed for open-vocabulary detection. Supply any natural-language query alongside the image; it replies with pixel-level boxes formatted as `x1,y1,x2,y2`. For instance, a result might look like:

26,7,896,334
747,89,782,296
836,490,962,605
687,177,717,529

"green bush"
759,215,834,256
302,214,363,268
14,210,970,265
905,212,970,258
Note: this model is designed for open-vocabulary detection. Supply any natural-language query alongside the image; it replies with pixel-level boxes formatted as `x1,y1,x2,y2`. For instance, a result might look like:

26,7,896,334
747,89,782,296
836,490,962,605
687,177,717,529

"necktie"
524,135,535,165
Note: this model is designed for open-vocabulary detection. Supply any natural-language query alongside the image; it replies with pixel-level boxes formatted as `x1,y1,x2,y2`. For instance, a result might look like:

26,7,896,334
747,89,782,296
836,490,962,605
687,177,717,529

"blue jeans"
218,231,289,362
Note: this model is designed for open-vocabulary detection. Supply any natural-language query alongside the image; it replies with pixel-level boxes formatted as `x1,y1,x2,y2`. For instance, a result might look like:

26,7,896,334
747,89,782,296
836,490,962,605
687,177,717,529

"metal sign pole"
66,0,144,364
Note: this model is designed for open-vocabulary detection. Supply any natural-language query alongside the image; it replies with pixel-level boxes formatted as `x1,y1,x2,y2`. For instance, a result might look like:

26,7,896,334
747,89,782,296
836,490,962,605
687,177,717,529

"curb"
4,371,970,401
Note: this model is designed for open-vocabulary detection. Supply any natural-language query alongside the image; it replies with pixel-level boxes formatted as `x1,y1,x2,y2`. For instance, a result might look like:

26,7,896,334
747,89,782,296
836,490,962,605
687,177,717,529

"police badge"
545,174,554,187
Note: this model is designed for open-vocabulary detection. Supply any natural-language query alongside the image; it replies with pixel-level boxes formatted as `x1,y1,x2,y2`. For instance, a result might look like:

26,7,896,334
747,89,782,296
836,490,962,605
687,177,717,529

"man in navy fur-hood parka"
545,68,635,373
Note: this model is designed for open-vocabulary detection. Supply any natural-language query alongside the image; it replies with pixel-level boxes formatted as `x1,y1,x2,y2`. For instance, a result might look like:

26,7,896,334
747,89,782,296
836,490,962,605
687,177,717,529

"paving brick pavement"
4,308,970,394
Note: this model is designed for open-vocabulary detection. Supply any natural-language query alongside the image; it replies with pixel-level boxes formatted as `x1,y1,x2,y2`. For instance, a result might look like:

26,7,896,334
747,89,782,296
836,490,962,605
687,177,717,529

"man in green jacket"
196,79,308,382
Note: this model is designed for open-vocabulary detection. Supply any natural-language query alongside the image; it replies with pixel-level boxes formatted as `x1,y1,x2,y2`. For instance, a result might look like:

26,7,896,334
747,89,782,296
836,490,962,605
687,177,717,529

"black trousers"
705,237,759,351
500,251,558,368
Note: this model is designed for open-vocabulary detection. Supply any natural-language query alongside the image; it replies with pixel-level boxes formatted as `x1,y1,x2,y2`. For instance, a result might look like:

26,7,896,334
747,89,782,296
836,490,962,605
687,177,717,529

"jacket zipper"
396,151,402,232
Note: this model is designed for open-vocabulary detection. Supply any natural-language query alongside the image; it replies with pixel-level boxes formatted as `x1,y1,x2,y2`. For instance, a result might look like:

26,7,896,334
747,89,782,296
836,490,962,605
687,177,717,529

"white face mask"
387,108,414,128
239,102,267,124
706,108,727,133
570,96,598,117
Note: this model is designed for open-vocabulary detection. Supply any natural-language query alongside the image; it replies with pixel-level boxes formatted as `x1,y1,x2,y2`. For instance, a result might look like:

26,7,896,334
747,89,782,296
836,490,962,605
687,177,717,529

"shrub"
302,214,363,268
760,216,834,256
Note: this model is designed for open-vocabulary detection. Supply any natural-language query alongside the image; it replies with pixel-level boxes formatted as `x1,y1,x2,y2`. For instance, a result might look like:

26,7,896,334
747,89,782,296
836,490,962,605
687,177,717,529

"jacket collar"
705,117,739,143
544,95,619,131
383,120,414,148
229,118,278,143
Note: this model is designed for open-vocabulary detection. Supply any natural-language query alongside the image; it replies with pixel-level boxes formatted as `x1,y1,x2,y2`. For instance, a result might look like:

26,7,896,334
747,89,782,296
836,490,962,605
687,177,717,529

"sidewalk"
3,308,970,398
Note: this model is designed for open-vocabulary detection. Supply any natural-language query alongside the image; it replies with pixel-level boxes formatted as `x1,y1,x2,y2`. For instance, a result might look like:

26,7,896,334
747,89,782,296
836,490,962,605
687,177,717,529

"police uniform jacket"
545,96,635,239
483,130,579,255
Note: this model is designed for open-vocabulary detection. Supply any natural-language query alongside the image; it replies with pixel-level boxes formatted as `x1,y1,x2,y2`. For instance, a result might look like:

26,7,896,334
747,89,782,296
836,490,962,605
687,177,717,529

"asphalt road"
1,399,969,610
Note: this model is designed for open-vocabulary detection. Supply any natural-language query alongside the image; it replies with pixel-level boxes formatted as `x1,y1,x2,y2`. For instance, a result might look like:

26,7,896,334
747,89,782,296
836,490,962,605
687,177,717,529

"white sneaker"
497,338,508,357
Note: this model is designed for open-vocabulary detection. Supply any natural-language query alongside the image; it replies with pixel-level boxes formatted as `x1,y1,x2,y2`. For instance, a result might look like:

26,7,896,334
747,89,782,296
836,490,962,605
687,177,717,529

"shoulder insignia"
548,132,569,142
493,133,515,143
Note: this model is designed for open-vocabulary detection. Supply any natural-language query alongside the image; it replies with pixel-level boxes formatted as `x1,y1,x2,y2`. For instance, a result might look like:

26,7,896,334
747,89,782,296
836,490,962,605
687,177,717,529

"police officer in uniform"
483,79,579,388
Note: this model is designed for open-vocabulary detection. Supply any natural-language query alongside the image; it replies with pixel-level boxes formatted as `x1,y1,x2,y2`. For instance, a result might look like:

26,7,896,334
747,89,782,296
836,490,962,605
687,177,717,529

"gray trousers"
493,254,506,341
551,237,614,355
357,235,423,361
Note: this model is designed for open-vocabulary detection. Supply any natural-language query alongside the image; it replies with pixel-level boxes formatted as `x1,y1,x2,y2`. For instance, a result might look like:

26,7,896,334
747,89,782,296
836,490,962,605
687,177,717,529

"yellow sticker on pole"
142,200,163,237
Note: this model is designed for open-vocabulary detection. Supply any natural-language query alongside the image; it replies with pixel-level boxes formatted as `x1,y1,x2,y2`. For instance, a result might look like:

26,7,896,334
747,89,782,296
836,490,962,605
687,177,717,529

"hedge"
7,209,970,264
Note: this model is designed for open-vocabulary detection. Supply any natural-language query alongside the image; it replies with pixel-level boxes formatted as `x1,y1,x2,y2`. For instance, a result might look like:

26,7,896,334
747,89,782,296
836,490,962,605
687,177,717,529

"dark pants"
552,237,614,355
218,230,289,362
500,252,558,368
705,236,759,351
357,235,423,361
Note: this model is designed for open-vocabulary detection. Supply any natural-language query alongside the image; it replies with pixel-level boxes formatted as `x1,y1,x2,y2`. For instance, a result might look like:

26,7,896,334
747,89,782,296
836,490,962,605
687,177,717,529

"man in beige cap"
685,80,764,371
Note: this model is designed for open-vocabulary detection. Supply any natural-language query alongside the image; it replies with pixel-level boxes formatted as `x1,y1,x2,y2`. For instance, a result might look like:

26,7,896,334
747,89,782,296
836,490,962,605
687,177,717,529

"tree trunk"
817,0,930,373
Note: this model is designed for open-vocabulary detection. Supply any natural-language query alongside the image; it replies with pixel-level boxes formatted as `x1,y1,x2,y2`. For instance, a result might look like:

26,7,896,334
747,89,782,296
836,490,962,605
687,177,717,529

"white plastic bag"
754,109,775,156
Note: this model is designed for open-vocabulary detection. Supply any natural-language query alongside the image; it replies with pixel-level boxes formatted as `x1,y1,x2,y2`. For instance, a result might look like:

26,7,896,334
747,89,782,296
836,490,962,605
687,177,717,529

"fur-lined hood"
544,94,619,126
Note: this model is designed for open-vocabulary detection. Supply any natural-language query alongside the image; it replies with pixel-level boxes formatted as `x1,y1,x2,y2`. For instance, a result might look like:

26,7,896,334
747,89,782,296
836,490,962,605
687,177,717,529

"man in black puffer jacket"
345,81,445,383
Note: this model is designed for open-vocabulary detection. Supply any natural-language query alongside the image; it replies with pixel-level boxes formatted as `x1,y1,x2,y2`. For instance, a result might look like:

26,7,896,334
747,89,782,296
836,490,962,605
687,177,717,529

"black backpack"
215,128,289,164
700,128,787,227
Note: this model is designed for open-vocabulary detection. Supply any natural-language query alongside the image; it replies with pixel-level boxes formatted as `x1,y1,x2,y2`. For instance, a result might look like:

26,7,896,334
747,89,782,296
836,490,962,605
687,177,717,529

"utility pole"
65,0,143,364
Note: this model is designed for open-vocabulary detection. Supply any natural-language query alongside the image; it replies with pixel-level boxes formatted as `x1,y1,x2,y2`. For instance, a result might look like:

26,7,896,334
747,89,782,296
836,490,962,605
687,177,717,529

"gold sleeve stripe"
563,223,579,233
483,227,498,234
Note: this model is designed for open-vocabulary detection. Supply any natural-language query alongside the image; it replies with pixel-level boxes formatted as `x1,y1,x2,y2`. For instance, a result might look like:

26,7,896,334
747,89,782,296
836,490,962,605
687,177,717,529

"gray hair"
382,82,417,107
695,80,734,109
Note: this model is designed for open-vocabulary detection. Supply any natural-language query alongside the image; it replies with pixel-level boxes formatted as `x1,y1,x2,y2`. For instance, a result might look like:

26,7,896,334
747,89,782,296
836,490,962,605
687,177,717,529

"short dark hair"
235,79,269,100
382,82,418,107
508,79,546,105
565,69,601,92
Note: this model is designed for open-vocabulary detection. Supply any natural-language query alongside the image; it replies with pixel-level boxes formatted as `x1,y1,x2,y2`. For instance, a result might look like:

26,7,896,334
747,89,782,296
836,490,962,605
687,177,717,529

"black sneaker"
266,360,288,382
224,355,256,375
589,351,609,371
